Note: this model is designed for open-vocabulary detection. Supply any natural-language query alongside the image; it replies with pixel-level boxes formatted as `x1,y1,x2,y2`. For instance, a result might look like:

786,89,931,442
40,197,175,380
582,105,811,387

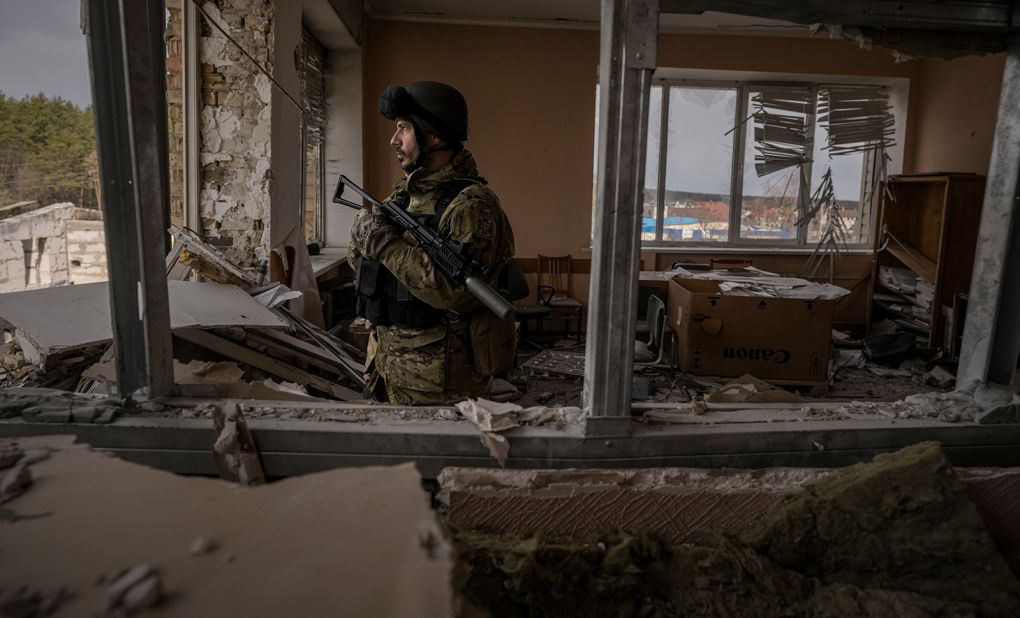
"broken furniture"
870,174,985,353
537,254,583,344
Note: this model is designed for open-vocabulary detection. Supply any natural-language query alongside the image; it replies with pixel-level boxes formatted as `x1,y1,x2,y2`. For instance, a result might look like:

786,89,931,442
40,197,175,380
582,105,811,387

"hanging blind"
751,86,813,177
299,29,328,147
817,84,895,155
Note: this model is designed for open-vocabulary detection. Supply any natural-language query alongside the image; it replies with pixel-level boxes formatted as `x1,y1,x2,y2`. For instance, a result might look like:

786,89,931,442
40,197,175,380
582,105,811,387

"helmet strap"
410,123,460,171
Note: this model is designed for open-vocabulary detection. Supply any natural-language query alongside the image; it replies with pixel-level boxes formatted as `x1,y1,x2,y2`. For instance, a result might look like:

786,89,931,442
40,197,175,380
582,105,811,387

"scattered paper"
478,432,510,466
706,374,803,404
253,284,303,309
456,398,522,432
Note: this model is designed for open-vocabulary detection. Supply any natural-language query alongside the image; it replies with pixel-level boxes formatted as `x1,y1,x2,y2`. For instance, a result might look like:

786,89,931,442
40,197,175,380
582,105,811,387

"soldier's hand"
351,209,401,259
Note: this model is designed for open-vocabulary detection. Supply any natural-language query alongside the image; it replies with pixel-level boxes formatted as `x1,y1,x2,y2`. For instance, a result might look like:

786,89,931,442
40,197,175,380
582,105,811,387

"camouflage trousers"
365,317,490,406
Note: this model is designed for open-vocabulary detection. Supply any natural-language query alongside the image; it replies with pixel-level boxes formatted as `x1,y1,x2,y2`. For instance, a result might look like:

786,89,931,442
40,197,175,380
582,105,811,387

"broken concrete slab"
0,388,121,424
0,281,288,363
0,436,452,616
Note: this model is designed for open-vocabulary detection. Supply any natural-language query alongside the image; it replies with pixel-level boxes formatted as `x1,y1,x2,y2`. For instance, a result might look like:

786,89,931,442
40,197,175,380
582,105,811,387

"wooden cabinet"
871,173,985,351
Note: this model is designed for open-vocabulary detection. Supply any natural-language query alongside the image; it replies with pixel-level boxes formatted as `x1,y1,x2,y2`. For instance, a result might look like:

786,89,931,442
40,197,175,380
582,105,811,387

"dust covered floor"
509,335,948,412
450,443,1020,617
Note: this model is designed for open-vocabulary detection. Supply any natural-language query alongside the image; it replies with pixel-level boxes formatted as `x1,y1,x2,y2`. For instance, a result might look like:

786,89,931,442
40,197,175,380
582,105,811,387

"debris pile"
457,398,583,465
453,443,1020,617
0,227,366,403
100,564,164,617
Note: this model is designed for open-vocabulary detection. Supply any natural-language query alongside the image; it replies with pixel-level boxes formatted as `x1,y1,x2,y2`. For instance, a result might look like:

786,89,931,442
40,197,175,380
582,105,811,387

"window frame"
635,71,905,251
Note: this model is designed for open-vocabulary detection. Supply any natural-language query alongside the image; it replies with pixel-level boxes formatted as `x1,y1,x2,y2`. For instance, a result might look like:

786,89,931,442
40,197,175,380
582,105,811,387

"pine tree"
0,92,97,210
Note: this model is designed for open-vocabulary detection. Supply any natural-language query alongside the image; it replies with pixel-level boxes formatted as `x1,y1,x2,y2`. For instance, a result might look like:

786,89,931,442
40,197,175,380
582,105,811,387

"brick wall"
163,0,275,270
166,7,185,227
198,0,275,269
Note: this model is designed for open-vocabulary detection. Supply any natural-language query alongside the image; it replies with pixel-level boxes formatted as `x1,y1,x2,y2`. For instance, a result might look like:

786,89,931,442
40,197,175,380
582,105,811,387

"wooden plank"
168,225,258,286
245,329,365,381
885,243,937,283
174,328,361,401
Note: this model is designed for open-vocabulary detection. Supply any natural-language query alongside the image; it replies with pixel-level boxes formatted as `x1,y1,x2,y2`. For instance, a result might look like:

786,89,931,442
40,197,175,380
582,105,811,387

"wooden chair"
537,254,583,344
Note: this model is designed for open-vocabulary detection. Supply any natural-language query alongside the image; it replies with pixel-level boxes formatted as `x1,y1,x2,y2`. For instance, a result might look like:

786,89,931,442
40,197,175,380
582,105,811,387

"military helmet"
378,81,469,144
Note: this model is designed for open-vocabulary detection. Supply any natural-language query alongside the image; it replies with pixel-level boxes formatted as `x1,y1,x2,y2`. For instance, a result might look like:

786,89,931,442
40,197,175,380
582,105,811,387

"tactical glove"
351,208,401,259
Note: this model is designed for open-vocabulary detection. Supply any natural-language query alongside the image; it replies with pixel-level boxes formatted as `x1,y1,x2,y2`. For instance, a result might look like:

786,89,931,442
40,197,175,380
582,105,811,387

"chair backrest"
647,294,666,349
537,255,573,296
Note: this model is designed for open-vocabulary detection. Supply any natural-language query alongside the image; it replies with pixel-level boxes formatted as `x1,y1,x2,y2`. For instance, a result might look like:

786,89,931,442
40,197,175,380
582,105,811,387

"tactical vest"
354,180,473,329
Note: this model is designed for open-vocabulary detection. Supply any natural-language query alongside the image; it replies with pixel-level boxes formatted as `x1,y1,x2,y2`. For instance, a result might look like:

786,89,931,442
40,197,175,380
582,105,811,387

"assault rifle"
332,175,514,320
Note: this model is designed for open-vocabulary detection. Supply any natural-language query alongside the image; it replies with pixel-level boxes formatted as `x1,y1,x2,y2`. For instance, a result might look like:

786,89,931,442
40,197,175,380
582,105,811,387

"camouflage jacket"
347,150,515,404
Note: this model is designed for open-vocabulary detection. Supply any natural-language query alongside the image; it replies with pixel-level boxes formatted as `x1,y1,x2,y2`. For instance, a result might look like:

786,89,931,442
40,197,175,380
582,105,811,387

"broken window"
739,85,814,243
298,29,328,243
606,78,895,248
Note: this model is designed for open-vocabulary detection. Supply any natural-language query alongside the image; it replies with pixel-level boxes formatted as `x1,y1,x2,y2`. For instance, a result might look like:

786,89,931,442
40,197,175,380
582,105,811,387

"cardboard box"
667,277,833,383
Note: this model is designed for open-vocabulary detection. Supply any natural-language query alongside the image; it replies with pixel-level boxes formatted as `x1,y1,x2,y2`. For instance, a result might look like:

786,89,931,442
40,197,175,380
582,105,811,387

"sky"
0,0,93,108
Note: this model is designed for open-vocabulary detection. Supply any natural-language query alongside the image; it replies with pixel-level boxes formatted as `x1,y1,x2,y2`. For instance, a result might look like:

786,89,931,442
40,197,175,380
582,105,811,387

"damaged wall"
363,22,921,259
198,0,275,269
166,7,185,227
912,53,1006,175
0,204,107,293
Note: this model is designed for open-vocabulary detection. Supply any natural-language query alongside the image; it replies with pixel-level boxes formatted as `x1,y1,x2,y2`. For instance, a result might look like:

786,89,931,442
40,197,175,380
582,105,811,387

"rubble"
189,537,221,556
923,365,956,389
456,398,584,465
0,585,74,618
453,443,1020,617
102,564,163,616
0,462,32,502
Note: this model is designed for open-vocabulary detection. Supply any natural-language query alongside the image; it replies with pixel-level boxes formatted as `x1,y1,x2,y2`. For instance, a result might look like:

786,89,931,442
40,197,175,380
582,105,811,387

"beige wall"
911,53,1005,175
363,23,923,258
362,21,1003,325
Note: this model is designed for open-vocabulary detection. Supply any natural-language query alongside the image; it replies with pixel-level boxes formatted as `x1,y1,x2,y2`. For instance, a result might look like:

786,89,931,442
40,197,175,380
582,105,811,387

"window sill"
310,247,349,278
581,245,875,256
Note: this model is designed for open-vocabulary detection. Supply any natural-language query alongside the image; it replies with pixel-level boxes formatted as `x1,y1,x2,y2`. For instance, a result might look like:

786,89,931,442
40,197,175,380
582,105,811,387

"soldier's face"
390,118,420,173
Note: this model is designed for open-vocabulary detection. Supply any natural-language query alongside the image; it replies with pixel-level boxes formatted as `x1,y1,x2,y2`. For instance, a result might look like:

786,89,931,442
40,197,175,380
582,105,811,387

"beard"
397,149,421,173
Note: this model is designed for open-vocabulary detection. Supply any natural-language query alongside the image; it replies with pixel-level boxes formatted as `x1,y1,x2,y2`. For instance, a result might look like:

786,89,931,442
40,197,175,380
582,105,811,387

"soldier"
347,81,517,405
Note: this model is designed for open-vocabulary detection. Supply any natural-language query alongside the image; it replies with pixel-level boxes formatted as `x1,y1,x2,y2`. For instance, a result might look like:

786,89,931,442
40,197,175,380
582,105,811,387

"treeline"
0,92,98,210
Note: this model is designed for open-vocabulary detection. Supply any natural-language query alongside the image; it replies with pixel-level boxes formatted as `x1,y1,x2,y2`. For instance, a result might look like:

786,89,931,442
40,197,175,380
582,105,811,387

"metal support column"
584,0,658,430
958,40,1020,392
84,0,175,396
183,0,201,231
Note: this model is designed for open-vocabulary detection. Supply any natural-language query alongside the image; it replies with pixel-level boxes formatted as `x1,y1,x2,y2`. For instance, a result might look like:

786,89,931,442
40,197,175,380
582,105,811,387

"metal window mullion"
857,147,877,244
728,85,747,243
182,0,199,232
585,0,658,421
318,141,326,244
798,85,818,246
655,85,669,242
